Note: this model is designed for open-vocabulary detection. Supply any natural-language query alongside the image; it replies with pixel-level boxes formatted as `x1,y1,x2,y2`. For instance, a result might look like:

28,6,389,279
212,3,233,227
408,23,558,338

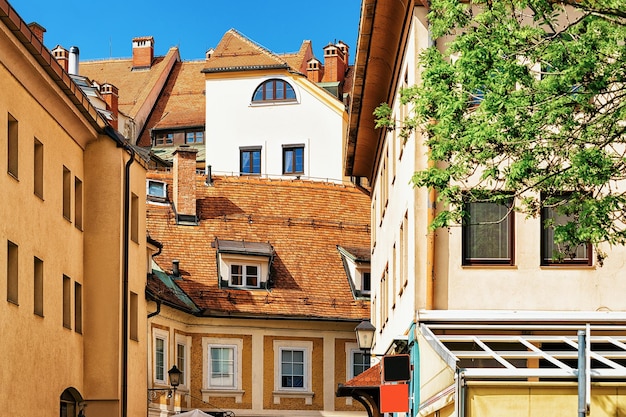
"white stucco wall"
205,72,347,182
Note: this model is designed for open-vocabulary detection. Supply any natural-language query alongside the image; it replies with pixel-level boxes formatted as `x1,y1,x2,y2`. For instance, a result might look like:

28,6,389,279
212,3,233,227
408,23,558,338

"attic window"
147,180,167,201
252,79,296,103
214,238,275,290
337,246,371,299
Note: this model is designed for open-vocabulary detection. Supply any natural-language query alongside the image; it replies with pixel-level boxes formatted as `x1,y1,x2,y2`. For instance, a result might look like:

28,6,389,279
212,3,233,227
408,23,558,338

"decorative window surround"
202,337,244,403
153,328,169,385
272,340,313,405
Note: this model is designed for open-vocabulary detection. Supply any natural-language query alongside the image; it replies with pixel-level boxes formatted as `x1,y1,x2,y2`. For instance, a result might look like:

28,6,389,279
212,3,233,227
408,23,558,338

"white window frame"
175,334,191,390
146,179,167,201
201,337,244,403
218,252,270,289
229,262,261,288
346,343,371,379
153,328,169,385
272,340,313,404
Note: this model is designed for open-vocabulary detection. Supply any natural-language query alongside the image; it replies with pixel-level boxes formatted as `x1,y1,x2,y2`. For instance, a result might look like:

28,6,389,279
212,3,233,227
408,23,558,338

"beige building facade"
0,2,149,416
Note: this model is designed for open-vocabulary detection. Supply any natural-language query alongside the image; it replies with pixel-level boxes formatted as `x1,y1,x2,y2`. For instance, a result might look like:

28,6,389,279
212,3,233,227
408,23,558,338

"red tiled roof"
146,174,371,321
280,40,314,74
79,47,180,118
137,60,206,146
343,362,382,387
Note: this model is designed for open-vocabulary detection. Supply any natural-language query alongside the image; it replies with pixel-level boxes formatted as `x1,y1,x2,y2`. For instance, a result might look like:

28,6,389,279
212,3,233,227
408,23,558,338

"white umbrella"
174,409,215,417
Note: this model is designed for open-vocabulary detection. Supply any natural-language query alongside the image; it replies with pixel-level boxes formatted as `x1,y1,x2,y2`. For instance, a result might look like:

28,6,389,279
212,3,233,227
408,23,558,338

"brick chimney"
322,43,346,84
336,40,349,68
27,22,46,44
173,146,198,221
101,83,119,130
132,36,154,70
306,58,324,83
52,45,69,72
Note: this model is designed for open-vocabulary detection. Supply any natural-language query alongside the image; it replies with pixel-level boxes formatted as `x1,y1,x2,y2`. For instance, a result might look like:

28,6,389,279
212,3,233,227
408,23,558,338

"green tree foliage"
384,0,626,262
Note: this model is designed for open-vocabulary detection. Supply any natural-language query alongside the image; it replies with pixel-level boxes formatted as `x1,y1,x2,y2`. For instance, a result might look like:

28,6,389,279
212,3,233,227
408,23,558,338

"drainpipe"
425,26,437,311
105,126,134,417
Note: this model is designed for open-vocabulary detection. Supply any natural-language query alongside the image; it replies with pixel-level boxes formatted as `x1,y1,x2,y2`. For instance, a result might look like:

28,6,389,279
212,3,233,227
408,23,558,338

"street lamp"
148,365,183,401
168,365,182,388
355,319,376,351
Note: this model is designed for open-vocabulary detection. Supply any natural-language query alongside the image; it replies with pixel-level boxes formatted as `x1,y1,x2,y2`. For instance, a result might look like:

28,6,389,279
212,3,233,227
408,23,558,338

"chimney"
27,22,46,44
205,48,214,60
52,45,69,72
101,83,119,130
336,40,349,68
322,43,346,84
132,36,154,69
173,146,198,221
68,46,79,75
306,58,324,83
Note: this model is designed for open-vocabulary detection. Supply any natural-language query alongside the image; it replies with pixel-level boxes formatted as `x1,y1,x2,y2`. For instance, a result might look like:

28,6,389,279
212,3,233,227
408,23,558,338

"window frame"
273,340,312,395
185,130,204,144
347,345,371,379
282,145,304,175
202,337,243,392
153,328,169,385
252,79,297,103
147,180,167,201
176,334,191,389
462,197,515,266
240,147,262,175
229,263,261,288
540,195,592,266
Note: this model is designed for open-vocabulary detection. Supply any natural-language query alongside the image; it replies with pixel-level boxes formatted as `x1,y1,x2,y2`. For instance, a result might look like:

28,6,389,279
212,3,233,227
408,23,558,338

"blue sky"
10,0,362,63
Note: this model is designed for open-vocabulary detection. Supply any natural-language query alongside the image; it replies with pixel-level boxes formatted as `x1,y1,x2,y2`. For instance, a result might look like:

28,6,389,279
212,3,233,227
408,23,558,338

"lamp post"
355,319,376,352
148,365,183,401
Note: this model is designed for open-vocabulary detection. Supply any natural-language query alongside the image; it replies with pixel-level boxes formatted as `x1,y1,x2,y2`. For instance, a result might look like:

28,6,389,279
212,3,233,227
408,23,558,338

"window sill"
461,264,517,269
272,390,314,405
201,388,244,404
540,264,595,270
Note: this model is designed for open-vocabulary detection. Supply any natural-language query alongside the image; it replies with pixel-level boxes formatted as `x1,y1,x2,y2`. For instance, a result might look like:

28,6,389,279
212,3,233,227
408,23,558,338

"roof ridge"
225,28,290,67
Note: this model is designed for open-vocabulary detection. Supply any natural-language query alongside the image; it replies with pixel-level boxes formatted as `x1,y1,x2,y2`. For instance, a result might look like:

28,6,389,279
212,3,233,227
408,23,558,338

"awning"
336,363,382,417
420,323,626,380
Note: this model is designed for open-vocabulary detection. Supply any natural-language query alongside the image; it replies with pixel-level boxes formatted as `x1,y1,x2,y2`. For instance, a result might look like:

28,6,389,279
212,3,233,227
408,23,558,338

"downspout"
106,126,134,417
425,26,437,311
121,144,134,417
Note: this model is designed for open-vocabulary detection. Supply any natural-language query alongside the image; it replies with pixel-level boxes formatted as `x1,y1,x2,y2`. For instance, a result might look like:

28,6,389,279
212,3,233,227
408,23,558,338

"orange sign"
380,383,409,413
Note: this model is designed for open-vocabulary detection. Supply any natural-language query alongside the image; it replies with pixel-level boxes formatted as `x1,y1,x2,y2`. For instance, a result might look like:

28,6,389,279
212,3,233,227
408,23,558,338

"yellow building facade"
0,2,149,416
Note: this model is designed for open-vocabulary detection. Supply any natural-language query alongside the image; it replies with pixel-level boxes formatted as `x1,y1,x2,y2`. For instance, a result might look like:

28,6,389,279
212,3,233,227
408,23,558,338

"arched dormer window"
252,79,296,102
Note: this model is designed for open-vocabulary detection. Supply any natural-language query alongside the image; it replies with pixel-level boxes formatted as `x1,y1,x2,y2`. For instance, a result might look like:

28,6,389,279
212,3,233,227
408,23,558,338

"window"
186,131,204,144
462,198,514,265
34,138,43,198
177,340,187,386
74,177,83,230
8,113,18,178
63,275,71,329
209,346,235,388
283,145,304,175
63,166,71,221
281,349,305,388
153,329,169,384
351,349,371,378
131,193,139,243
34,257,43,316
154,132,173,146
229,264,260,288
541,197,592,265
240,147,261,175
7,241,18,304
130,292,138,341
361,271,371,294
74,282,82,334
252,79,296,102
147,180,167,201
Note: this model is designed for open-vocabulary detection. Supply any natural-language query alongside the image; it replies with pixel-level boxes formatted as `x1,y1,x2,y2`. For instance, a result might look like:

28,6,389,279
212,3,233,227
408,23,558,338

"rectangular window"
155,335,167,383
177,342,187,385
240,148,261,175
352,350,371,378
541,197,592,265
130,292,138,341
7,241,18,304
362,271,371,294
462,198,514,265
75,177,83,230
283,145,304,175
63,166,71,221
34,257,43,316
34,138,43,198
281,349,305,388
209,346,235,387
63,275,71,329
147,180,167,200
229,264,260,288
131,193,139,243
401,212,409,288
74,282,82,334
185,131,204,144
8,113,18,178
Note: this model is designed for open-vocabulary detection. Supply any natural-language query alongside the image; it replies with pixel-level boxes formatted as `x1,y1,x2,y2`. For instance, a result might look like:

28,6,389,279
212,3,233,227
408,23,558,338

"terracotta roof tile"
203,29,290,72
79,47,180,118
343,362,382,387
137,60,206,146
146,174,371,321
280,40,314,74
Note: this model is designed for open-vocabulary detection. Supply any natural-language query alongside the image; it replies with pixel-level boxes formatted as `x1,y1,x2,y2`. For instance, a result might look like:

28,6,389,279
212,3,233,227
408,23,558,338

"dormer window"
337,246,371,299
252,79,296,103
147,180,167,202
214,238,275,289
